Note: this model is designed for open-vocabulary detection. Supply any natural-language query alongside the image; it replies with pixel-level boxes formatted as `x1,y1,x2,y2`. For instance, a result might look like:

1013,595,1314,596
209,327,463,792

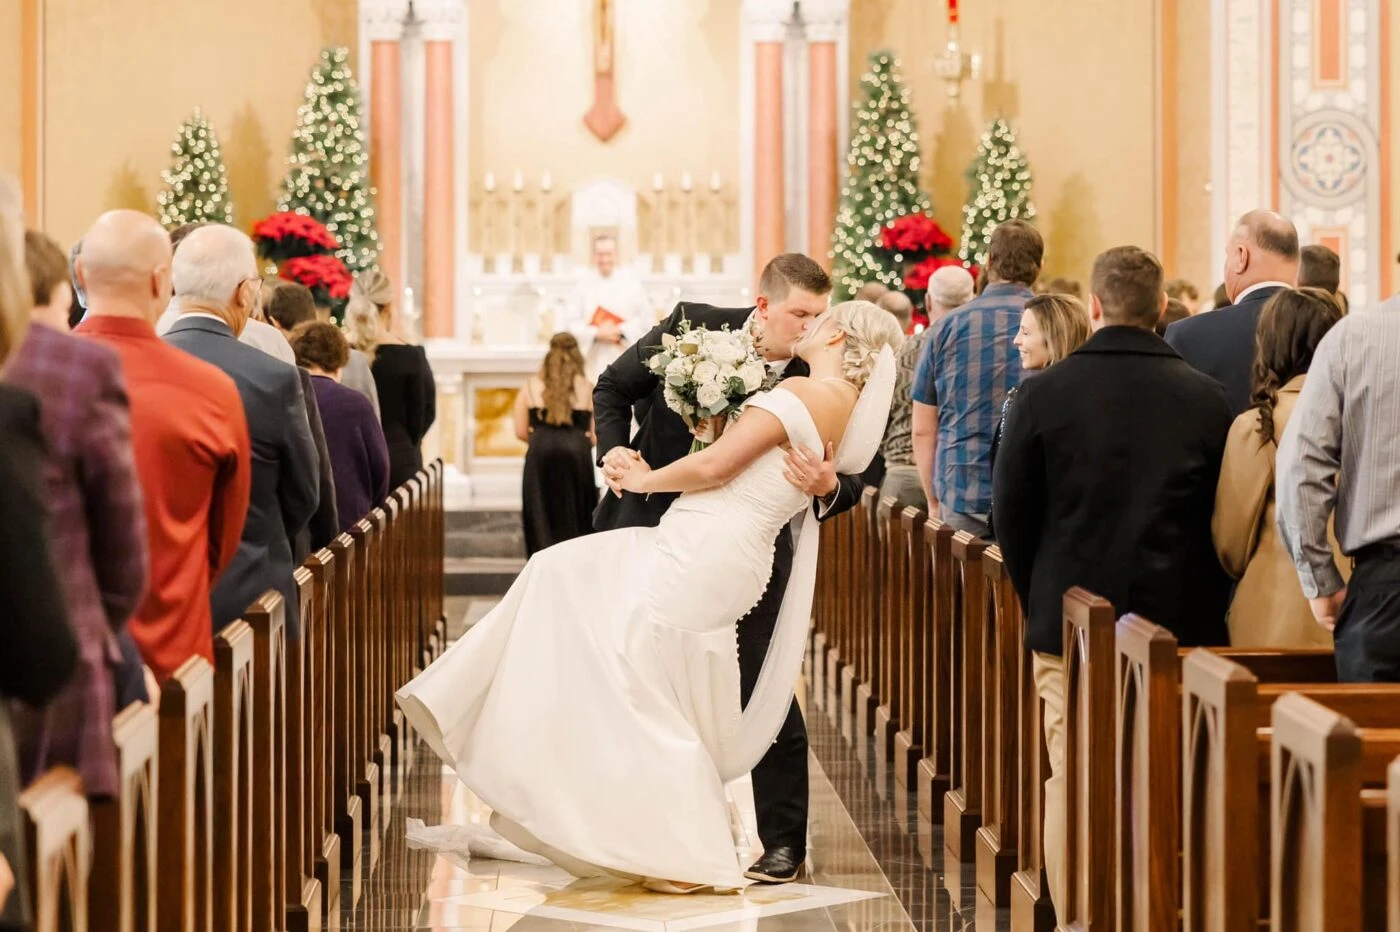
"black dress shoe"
744,846,805,883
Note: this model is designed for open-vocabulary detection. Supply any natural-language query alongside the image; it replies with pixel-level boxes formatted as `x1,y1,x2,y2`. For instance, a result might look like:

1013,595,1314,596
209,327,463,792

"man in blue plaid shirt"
911,220,1042,538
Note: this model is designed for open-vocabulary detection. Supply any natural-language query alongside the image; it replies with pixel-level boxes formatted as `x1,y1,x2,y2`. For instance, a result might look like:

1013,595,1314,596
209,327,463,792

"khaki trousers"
1032,650,1066,923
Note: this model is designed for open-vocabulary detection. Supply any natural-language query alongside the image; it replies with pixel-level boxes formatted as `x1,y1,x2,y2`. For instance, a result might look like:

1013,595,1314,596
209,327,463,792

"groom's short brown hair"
758,253,832,300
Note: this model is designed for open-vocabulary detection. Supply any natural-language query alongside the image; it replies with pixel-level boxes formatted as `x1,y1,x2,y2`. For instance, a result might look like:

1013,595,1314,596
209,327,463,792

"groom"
594,253,863,883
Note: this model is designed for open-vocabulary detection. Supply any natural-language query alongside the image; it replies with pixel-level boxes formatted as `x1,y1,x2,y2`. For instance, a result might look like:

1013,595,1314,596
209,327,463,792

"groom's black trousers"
737,530,809,853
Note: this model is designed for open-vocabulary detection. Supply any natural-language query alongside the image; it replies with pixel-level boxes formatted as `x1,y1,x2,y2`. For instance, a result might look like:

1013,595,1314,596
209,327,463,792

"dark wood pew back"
977,545,1024,905
212,621,254,932
156,656,214,932
944,531,988,861
89,702,157,932
19,767,89,932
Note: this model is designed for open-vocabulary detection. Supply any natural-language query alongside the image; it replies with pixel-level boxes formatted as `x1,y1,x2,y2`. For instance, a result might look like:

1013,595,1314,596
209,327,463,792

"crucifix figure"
583,0,626,142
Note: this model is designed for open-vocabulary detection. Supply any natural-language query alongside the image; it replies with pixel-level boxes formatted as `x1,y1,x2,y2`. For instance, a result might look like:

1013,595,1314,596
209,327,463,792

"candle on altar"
680,171,693,192
484,171,496,192
512,169,525,192
709,170,721,192
947,0,958,24
541,171,552,192
653,172,664,192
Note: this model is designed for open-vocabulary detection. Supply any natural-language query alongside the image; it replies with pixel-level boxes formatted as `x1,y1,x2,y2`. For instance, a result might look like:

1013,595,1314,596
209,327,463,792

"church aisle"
338,672,995,927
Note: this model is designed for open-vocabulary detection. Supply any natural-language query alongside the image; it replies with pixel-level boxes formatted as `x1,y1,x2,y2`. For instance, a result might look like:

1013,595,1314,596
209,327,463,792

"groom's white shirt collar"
744,308,791,375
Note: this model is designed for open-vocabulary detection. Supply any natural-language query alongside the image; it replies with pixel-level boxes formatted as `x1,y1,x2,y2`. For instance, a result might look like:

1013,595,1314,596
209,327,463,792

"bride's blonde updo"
826,300,906,388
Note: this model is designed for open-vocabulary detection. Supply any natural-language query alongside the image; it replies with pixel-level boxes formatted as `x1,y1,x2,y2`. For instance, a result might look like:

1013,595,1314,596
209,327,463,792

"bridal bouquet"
646,318,772,451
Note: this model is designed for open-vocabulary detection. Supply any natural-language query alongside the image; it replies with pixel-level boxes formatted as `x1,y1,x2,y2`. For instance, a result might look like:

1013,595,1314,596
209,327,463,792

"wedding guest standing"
513,333,597,555
987,292,1091,539
1214,288,1343,648
344,270,436,487
289,321,391,533
265,278,380,418
0,172,77,932
75,211,251,683
4,224,149,799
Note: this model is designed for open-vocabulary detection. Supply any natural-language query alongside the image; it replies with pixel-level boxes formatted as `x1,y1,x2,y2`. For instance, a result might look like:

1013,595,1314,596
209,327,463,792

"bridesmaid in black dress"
513,333,597,555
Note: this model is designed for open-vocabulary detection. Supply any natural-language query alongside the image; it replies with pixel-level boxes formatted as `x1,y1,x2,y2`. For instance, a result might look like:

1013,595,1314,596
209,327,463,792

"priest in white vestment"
561,235,655,378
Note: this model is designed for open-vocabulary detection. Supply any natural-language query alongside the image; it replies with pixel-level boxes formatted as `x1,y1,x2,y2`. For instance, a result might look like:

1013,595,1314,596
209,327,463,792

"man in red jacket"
75,210,252,683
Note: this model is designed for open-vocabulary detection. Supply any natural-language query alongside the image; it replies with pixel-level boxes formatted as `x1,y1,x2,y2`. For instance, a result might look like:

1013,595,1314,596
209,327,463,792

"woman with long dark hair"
1214,287,1344,646
513,332,598,554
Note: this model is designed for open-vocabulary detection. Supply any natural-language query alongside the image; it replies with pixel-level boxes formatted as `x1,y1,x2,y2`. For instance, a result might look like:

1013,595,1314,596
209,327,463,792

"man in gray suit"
164,224,319,637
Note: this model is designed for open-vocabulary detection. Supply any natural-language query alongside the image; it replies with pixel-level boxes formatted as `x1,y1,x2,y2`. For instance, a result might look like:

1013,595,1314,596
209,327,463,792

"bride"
395,301,903,892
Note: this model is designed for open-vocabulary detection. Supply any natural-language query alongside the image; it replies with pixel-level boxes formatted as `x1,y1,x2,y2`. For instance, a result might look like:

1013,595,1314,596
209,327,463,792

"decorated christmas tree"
829,51,931,300
279,47,380,273
157,109,234,228
958,118,1036,268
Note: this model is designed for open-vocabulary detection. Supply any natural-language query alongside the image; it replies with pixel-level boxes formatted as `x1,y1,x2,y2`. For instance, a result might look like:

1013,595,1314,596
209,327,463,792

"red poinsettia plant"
905,255,980,292
879,212,955,255
280,254,353,311
252,211,341,264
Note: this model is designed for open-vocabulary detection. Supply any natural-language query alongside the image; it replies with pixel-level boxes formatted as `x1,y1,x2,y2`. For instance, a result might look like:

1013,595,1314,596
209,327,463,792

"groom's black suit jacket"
592,301,864,533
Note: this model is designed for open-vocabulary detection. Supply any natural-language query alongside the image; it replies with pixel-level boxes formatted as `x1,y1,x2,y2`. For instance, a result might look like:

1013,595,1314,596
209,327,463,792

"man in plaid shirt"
912,221,1042,538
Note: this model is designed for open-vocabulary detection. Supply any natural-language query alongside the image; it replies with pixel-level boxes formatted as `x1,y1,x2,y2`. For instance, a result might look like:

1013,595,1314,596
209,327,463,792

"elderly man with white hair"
878,266,976,508
163,224,320,638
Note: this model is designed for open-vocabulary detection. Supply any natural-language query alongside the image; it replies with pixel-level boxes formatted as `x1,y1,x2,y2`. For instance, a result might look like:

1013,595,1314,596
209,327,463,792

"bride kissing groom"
395,252,903,893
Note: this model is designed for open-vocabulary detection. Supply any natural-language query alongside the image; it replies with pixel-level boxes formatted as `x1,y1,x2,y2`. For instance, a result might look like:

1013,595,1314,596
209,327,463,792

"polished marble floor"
347,609,1007,931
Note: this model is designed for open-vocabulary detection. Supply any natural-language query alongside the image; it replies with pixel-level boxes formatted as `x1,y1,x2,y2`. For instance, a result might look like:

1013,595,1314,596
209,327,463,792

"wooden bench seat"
212,620,254,932
19,766,89,932
157,656,215,932
89,702,156,932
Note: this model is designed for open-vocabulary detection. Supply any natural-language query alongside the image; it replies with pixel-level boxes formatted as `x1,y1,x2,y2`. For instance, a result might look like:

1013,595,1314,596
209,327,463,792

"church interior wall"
0,2,21,184
19,0,357,248
465,0,743,262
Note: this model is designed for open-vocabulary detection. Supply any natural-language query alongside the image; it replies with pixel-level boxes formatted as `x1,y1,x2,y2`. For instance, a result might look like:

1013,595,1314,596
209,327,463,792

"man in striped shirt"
911,220,1040,538
1277,305,1400,682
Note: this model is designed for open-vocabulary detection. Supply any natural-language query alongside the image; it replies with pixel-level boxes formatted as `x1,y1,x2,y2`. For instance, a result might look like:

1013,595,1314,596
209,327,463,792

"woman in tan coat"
1213,288,1344,647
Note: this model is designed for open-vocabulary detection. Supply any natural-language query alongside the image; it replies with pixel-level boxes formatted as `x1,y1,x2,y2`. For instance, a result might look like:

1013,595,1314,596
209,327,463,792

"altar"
421,176,750,508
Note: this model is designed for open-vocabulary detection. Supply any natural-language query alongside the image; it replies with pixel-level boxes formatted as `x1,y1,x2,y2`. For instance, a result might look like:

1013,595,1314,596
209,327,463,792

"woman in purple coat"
290,321,392,532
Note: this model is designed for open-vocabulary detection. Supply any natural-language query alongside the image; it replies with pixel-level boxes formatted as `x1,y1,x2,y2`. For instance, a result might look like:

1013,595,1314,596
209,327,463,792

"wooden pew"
838,489,876,742
1057,589,1117,931
976,545,1024,904
242,593,291,932
286,568,324,932
854,487,883,758
893,508,929,795
428,461,448,658
1389,758,1400,931
1181,652,1400,931
825,502,851,728
89,702,157,932
873,497,904,791
915,518,956,833
19,767,90,932
349,516,386,868
1269,694,1400,930
212,621,254,932
156,656,214,932
325,531,362,907
299,554,341,928
944,532,989,864
1114,622,1336,932
1010,619,1056,932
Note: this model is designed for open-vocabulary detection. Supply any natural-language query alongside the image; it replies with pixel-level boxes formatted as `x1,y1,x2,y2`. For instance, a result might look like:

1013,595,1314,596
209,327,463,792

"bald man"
74,210,252,683
163,224,318,638
1165,209,1300,415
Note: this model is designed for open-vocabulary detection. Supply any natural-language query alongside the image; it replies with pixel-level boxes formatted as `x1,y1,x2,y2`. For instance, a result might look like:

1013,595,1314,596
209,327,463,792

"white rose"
716,364,739,385
692,360,720,385
697,382,725,410
708,340,746,367
738,361,767,392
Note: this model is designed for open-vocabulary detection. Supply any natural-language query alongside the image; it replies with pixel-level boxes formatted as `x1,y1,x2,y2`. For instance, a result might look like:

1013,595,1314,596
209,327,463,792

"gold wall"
852,0,1212,291
467,0,741,244
5,0,355,248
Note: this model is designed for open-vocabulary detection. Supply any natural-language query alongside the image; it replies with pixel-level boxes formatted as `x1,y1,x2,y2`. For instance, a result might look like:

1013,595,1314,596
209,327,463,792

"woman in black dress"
345,270,436,488
512,333,597,555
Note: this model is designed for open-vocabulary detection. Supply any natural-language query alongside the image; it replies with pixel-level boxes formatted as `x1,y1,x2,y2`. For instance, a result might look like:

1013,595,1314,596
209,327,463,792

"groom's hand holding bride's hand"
612,455,653,496
601,447,647,497
783,442,839,499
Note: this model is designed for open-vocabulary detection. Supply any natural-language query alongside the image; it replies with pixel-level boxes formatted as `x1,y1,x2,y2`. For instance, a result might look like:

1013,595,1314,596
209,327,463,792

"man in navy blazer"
163,225,319,638
1164,210,1299,416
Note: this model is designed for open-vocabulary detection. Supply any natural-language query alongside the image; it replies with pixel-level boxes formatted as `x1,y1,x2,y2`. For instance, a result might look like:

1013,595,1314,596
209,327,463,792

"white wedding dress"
396,355,894,889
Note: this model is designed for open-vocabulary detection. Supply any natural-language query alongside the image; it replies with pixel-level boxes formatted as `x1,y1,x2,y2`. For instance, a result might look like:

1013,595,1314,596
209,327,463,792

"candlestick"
709,170,721,192
541,171,552,192
653,172,664,192
484,171,496,193
680,172,693,192
512,169,524,192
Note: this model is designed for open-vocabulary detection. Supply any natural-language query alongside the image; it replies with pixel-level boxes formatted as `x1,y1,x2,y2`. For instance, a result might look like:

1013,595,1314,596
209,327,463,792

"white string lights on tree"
958,117,1036,268
157,108,234,229
279,47,381,273
829,52,931,300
